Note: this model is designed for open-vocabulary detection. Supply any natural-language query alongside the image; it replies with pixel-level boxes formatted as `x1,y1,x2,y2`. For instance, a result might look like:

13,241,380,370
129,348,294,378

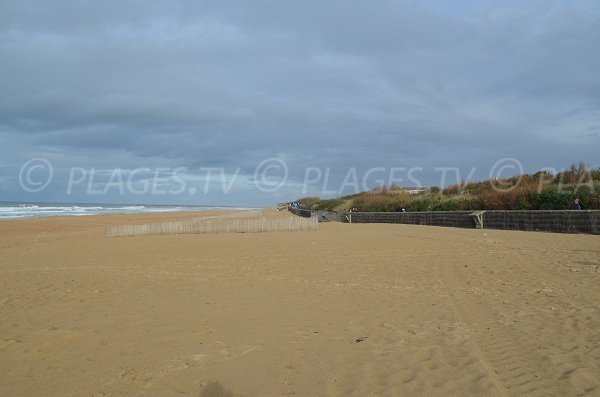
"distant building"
371,185,428,195
402,187,428,195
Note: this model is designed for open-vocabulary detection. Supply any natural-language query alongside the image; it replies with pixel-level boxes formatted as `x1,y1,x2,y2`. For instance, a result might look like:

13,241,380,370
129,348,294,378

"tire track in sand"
435,257,567,397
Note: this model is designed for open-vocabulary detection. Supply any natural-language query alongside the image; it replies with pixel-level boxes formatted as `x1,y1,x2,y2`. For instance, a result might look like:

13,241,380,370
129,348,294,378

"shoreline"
0,201,263,221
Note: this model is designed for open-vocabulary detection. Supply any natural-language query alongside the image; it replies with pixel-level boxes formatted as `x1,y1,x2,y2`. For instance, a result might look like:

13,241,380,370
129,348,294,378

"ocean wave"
0,203,254,220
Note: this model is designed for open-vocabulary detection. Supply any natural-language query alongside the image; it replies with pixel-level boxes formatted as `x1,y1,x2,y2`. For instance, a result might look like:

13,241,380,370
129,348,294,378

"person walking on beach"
569,196,582,210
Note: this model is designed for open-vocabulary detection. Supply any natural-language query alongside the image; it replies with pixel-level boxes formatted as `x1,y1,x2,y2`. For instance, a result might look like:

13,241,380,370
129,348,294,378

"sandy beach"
1,210,599,397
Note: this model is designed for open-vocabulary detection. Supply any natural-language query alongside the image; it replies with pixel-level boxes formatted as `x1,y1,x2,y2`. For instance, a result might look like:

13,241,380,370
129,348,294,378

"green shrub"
292,165,600,212
297,196,321,208
311,198,345,211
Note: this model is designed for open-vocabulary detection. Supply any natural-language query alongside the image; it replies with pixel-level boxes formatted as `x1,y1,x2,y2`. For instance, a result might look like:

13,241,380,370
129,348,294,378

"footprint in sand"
200,381,235,397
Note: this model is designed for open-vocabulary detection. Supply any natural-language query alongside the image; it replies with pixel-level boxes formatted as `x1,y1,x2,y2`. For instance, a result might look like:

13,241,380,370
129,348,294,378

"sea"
0,201,259,220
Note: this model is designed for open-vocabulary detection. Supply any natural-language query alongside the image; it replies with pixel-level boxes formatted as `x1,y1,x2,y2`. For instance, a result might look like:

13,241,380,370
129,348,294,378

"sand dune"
0,210,599,396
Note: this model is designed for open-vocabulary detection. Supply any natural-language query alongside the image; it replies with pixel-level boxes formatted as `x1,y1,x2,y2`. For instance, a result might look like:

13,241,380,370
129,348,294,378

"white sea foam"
0,202,259,220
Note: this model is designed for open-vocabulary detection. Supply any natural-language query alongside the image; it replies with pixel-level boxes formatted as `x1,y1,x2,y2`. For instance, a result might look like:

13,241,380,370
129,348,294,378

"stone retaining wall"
288,207,345,222
346,210,600,234
289,207,600,234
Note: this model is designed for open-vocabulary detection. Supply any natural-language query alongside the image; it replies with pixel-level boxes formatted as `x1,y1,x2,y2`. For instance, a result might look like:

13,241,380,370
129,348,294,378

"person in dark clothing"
569,196,582,210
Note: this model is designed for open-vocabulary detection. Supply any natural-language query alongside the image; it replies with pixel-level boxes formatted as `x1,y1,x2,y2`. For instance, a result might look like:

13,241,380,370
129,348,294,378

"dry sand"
1,210,599,396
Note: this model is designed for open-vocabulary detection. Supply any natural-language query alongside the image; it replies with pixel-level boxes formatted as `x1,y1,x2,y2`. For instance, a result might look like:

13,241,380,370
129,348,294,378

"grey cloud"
1,0,599,204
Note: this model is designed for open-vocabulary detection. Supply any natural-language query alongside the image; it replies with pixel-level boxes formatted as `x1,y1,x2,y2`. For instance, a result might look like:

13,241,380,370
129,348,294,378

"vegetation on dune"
296,163,600,212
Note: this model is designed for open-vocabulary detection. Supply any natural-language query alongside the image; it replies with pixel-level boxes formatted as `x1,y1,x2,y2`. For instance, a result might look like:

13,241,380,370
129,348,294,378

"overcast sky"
1,0,599,206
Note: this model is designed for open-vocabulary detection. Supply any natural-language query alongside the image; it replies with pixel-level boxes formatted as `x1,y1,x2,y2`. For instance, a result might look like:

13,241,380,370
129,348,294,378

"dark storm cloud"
1,0,599,204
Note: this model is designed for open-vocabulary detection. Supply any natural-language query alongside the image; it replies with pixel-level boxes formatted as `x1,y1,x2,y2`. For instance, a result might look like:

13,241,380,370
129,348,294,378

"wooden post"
470,210,486,229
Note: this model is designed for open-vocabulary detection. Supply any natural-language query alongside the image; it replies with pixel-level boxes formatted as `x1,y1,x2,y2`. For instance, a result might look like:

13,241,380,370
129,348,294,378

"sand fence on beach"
104,209,319,237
